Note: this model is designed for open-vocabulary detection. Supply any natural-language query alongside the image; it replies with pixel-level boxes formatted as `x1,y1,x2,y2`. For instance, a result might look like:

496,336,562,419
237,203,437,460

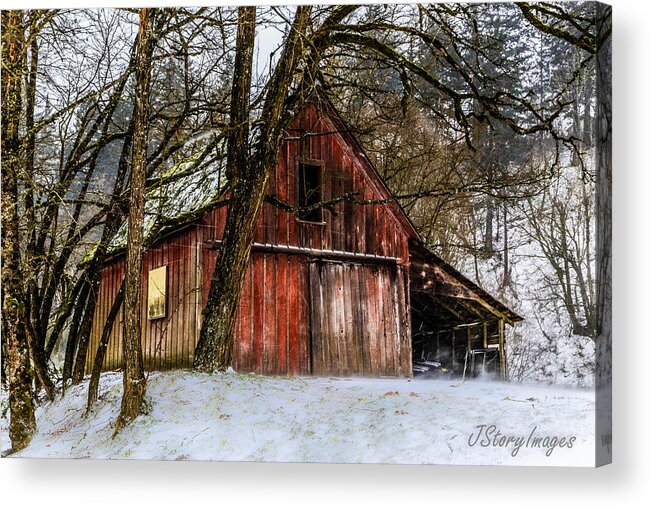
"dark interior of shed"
410,290,504,380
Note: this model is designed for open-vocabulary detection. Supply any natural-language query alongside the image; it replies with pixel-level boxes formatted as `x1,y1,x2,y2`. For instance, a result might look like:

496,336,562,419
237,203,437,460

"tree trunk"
194,167,271,371
62,278,90,391
193,5,313,372
483,200,494,252
24,319,55,400
114,8,157,435
24,10,39,337
1,10,37,453
71,276,99,384
502,201,510,287
44,275,86,361
193,6,257,371
22,13,56,401
87,281,124,412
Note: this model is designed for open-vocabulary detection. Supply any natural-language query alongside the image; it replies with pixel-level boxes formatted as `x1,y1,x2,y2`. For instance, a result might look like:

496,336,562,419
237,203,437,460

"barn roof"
82,151,228,264
409,240,523,325
112,155,227,250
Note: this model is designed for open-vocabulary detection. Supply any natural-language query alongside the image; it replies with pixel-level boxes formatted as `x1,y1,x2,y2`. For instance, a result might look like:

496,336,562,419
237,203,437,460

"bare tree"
2,10,37,453
194,5,316,370
520,170,596,339
114,7,159,434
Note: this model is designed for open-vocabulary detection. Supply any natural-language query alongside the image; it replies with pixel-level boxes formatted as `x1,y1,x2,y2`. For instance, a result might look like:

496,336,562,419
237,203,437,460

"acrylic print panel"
0,1,611,466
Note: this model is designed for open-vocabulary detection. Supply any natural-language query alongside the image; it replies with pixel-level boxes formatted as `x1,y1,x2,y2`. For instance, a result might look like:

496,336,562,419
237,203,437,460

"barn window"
298,161,323,223
147,265,167,320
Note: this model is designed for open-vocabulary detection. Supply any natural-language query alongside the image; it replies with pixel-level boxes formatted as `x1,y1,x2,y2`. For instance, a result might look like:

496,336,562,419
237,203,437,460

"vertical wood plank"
182,231,191,368
252,254,264,373
333,263,346,376
365,188,375,254
240,261,255,372
276,253,288,374
365,265,380,376
287,257,299,374
342,263,355,375
357,265,370,376
343,157,354,253
398,265,412,377
388,266,400,376
167,239,174,369
153,245,161,371
188,228,201,368
326,263,339,375
308,261,323,375
263,254,276,374
376,265,389,375
185,230,193,369
298,257,310,374
176,233,184,369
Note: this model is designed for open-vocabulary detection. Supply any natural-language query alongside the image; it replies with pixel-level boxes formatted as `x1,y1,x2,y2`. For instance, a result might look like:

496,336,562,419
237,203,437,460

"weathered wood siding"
201,241,312,375
201,103,413,376
86,227,202,371
308,261,411,377
253,102,411,259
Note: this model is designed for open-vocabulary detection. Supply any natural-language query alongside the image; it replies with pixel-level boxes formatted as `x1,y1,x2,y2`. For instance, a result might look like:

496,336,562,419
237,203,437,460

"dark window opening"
298,162,322,222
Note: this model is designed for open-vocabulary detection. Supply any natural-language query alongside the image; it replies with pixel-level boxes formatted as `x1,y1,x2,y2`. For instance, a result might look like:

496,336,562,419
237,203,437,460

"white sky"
254,9,288,81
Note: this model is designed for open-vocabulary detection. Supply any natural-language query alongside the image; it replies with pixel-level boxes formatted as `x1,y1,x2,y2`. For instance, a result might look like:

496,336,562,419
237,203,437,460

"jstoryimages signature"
467,424,577,457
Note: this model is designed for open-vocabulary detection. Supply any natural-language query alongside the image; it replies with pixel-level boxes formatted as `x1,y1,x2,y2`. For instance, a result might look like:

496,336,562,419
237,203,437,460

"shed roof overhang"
408,240,523,326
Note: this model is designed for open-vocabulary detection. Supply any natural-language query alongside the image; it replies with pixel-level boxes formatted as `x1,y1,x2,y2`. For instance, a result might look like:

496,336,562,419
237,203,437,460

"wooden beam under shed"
498,319,507,380
430,294,464,320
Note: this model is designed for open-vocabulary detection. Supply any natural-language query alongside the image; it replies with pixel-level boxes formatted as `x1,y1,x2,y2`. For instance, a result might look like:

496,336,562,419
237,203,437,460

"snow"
102,148,228,255
2,371,595,465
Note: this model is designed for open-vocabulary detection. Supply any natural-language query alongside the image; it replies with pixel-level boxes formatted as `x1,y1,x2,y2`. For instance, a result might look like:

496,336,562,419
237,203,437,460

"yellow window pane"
148,265,167,320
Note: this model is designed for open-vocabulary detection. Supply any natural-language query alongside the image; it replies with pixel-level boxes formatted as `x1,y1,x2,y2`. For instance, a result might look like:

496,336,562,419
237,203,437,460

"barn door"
308,260,410,377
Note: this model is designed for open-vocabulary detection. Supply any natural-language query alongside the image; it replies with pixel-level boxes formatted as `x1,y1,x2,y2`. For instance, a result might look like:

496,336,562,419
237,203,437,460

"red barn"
86,97,521,379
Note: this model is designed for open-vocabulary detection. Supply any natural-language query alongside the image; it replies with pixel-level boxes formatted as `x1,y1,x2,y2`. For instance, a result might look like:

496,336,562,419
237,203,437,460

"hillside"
2,372,595,466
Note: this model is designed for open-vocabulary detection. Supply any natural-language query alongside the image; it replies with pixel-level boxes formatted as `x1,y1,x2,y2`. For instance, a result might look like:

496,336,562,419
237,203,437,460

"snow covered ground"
1,371,595,466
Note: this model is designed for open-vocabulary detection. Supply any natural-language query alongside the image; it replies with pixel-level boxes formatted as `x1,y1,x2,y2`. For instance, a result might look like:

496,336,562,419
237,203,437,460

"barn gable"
200,98,417,376
309,94,421,242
